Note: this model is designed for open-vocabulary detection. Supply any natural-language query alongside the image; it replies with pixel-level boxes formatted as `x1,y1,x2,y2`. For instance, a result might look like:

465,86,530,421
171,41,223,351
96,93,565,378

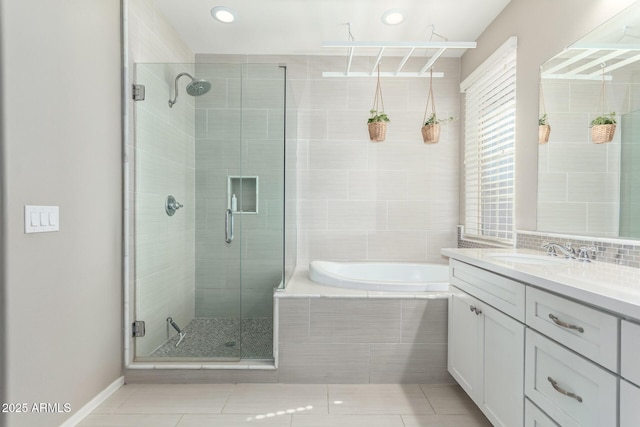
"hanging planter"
539,81,551,145
539,113,551,145
590,112,616,144
367,65,389,142
421,69,453,144
590,67,616,144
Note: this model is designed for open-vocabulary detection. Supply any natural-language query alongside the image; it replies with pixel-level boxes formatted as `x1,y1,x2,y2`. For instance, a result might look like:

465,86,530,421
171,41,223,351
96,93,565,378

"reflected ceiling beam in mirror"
586,52,640,77
541,48,599,75
542,48,632,80
562,49,630,77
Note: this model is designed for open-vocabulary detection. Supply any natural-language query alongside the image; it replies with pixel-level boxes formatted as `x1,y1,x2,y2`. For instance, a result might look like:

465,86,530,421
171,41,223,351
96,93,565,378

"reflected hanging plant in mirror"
538,113,551,145
590,112,616,144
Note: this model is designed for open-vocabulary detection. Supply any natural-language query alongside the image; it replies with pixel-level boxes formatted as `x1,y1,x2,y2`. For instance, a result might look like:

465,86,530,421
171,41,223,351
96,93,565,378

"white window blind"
462,37,517,245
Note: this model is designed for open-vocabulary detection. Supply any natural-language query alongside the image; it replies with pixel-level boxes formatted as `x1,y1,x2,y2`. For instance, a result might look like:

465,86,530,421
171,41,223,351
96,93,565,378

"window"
462,37,517,245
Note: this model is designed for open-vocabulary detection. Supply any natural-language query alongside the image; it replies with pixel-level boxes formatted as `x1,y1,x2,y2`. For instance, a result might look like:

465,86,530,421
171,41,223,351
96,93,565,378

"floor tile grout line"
418,383,437,414
326,383,330,415
173,414,185,427
219,383,236,414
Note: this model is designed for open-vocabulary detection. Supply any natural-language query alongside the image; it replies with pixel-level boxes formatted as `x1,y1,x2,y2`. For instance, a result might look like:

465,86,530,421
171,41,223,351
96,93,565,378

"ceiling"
153,0,511,57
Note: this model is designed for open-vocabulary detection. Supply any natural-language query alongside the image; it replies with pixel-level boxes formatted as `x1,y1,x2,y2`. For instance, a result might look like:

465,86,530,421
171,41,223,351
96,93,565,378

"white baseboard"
59,376,124,427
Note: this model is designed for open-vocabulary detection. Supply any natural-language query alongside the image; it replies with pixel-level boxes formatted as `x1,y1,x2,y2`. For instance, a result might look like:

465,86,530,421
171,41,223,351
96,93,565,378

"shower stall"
130,62,293,362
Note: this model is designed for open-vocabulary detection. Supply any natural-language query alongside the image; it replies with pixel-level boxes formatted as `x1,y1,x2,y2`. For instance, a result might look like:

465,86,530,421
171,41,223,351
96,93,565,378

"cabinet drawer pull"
469,305,482,315
547,376,583,403
548,313,584,333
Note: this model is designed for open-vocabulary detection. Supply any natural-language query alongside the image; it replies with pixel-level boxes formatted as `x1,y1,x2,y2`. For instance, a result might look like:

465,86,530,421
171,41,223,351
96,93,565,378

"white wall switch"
24,205,59,233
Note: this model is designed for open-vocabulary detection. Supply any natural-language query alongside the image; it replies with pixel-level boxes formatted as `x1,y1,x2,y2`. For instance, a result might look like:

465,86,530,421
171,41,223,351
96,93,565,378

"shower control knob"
165,195,184,216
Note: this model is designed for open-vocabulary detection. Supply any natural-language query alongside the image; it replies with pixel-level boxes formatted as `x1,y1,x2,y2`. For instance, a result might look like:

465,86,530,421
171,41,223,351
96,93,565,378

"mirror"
538,2,640,239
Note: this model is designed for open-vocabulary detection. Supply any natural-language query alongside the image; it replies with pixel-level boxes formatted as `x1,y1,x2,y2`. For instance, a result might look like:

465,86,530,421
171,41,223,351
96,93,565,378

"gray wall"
0,0,122,426
460,0,637,232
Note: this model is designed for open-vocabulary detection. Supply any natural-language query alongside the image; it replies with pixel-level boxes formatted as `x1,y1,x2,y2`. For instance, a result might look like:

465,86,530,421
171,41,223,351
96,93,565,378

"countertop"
442,247,640,322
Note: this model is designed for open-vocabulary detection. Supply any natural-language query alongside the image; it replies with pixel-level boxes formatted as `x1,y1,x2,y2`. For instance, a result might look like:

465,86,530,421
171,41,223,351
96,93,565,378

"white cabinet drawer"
621,379,640,427
525,398,558,427
621,320,640,386
526,287,618,371
450,259,525,321
525,329,617,427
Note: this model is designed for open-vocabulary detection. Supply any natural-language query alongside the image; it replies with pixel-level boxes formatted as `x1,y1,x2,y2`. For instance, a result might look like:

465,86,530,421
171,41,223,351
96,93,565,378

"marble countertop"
442,247,640,322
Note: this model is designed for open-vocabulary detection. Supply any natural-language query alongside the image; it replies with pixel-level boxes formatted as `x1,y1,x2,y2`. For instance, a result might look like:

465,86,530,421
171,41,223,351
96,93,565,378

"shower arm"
168,72,194,108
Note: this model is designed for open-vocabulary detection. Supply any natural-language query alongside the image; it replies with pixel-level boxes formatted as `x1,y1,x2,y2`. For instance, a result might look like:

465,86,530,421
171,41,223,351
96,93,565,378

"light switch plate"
25,205,59,233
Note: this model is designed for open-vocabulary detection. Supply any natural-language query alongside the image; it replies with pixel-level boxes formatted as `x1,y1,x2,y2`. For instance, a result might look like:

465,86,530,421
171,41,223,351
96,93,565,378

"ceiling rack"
321,41,477,78
542,43,640,80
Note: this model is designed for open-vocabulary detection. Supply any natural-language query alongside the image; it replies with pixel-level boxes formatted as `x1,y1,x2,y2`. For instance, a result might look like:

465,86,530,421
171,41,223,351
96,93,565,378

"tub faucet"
542,242,576,259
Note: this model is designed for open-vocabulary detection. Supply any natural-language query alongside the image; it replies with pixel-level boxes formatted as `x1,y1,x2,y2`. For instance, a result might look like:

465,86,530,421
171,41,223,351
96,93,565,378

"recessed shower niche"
130,62,293,363
228,176,258,214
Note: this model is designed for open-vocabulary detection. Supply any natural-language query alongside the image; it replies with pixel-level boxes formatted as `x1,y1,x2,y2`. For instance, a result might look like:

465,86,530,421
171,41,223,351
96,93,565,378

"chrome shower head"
168,72,211,108
186,79,212,97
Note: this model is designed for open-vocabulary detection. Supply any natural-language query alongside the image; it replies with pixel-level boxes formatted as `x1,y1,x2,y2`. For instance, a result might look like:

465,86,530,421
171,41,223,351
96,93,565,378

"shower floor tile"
148,317,272,359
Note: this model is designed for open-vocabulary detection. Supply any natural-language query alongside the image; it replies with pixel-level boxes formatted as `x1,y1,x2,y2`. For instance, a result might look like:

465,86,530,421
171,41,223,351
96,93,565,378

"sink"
487,253,570,266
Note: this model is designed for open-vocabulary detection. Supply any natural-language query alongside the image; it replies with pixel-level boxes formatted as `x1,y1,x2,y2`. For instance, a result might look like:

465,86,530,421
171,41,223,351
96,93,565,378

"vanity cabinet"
448,261,525,427
525,329,617,427
447,255,640,427
621,320,640,427
620,380,640,427
524,398,558,427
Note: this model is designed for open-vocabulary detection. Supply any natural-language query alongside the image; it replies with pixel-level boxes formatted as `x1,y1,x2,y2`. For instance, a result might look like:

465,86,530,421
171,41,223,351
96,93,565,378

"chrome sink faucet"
542,242,576,259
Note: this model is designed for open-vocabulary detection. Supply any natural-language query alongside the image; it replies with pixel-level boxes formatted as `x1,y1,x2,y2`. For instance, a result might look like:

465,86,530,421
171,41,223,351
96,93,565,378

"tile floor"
79,383,492,426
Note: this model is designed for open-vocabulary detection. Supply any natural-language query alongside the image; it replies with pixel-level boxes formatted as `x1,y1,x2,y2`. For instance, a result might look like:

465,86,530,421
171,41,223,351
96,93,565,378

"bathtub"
308,260,449,292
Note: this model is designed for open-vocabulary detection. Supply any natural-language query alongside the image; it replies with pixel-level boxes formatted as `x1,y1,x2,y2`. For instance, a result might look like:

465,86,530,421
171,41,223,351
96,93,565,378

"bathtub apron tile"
308,298,401,343
278,298,310,342
369,343,451,384
277,342,370,383
401,299,448,344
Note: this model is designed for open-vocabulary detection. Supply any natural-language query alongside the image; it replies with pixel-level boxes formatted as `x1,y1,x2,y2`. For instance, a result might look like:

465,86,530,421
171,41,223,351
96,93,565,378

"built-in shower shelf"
321,40,477,78
228,176,259,214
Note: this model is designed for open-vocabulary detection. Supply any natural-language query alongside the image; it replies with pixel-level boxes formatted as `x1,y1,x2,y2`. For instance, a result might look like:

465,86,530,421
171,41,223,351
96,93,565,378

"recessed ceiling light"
382,9,404,25
211,6,236,24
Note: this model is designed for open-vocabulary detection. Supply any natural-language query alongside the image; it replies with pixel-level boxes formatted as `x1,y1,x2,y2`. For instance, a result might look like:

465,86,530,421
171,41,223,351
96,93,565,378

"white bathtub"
309,260,449,292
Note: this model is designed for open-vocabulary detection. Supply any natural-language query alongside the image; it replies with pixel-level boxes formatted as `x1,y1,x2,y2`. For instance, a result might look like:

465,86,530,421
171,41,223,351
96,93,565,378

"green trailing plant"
368,109,390,124
423,113,454,126
539,113,549,126
590,112,616,126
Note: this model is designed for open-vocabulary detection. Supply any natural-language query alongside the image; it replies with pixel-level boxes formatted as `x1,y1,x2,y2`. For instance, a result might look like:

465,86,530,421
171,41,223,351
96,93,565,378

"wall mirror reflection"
538,2,640,239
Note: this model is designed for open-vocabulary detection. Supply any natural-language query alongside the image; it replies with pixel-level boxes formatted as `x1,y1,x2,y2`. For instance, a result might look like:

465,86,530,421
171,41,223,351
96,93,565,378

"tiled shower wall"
128,0,196,356
193,61,287,319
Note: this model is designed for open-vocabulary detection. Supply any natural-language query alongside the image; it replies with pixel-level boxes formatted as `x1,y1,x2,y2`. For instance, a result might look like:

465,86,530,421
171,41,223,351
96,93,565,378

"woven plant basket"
421,124,441,144
538,124,551,145
368,122,387,142
591,124,616,144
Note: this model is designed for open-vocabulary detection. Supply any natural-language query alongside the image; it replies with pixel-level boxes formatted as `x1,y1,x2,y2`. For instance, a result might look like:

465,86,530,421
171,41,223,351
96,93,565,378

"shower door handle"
225,209,234,244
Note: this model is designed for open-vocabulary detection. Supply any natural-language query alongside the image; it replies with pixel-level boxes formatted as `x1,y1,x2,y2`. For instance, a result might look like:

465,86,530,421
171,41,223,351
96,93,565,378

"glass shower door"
132,62,242,361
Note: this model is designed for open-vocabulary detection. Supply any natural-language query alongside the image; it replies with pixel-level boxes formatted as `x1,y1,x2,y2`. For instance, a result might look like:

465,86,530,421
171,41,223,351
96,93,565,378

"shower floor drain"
225,341,236,347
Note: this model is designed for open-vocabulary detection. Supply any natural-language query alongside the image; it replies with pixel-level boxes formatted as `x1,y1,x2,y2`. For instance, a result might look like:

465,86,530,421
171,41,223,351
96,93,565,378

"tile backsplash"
457,226,640,268
516,231,640,269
